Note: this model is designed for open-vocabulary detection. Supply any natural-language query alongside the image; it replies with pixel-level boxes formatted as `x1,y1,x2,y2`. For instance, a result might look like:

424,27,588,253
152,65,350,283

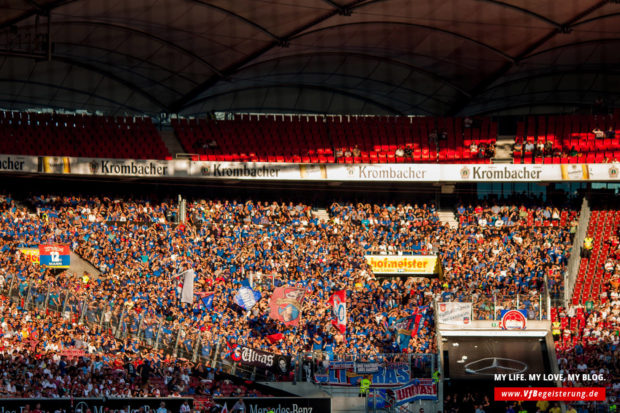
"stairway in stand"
571,209,620,305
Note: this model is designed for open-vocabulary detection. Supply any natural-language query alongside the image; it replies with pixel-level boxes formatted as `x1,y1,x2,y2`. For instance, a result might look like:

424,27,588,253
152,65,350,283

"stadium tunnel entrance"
438,328,560,413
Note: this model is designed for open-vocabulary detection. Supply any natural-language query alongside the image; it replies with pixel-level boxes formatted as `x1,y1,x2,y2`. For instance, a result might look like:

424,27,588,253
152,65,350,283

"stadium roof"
0,0,619,116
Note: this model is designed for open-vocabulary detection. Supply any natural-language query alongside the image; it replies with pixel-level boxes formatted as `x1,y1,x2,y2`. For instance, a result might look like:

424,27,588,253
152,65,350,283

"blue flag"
198,293,214,310
234,286,262,311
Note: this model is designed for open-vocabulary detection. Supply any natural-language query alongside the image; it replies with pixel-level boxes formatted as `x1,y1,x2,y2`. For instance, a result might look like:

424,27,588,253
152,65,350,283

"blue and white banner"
196,292,214,309
234,286,262,311
315,362,411,387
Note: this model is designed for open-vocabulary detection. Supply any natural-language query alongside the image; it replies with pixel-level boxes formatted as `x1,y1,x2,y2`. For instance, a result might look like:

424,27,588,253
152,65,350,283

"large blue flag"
234,286,262,311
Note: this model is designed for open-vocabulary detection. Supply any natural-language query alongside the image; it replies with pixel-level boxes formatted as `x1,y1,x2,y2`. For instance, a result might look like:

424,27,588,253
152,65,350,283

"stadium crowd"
2,191,618,408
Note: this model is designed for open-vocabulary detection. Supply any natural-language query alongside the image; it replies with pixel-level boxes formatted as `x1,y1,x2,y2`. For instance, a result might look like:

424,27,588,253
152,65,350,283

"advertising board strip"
18,247,40,264
365,255,441,275
211,397,332,413
0,155,36,173
0,398,193,411
3,152,620,182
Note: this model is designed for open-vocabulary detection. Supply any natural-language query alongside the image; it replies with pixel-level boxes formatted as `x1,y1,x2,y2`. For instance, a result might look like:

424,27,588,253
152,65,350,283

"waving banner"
38,244,70,268
392,379,437,405
329,290,347,333
315,362,412,388
269,287,305,326
437,302,472,325
234,286,262,311
230,345,291,374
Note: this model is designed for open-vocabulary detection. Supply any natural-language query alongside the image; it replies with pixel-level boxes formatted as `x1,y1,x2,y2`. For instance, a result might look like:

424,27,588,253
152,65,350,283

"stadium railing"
563,197,591,307
0,274,438,385
435,293,550,321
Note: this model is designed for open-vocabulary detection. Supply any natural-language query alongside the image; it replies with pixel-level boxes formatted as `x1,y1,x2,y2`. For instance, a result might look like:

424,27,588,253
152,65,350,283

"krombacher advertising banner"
3,153,620,182
0,154,36,173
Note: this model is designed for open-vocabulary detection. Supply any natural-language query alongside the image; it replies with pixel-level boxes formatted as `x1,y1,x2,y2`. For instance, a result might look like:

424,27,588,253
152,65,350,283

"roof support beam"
446,0,609,115
53,20,225,78
289,22,515,63
0,78,146,112
169,0,370,112
51,55,169,110
475,0,562,28
521,38,620,61
571,12,620,28
235,51,471,97
182,83,409,115
54,42,199,86
186,0,284,42
0,0,78,30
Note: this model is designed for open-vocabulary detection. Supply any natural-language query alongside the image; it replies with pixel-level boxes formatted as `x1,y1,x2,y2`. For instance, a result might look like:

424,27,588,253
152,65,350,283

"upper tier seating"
172,114,497,163
513,112,620,164
0,111,170,159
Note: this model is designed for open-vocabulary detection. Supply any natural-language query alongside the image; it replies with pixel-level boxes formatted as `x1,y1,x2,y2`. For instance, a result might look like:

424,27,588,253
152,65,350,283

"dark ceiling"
0,0,619,116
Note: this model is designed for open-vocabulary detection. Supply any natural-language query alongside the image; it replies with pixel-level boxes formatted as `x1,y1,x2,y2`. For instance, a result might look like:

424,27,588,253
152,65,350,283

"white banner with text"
2,154,620,182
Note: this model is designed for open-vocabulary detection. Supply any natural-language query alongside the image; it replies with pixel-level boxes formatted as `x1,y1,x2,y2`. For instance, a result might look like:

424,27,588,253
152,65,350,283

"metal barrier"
436,293,550,321
564,197,591,307
0,273,440,386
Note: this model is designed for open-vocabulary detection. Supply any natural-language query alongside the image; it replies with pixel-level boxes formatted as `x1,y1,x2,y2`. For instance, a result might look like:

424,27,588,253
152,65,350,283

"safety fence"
435,292,550,322
0,273,438,386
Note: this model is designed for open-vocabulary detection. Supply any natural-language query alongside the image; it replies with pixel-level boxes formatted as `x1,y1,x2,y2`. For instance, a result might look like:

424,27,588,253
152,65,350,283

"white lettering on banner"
241,347,275,367
249,405,312,413
3,152,620,182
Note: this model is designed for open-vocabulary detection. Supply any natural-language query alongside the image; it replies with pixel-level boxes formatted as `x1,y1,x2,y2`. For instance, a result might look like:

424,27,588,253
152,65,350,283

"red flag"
329,290,346,334
266,333,284,343
268,287,305,326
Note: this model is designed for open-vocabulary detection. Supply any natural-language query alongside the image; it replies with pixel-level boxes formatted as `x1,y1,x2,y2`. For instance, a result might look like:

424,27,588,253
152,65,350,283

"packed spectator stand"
0,190,594,403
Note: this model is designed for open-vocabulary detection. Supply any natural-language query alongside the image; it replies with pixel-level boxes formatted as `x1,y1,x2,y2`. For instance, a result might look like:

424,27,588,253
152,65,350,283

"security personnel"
432,370,440,384
359,375,371,397
582,236,593,258
552,321,561,341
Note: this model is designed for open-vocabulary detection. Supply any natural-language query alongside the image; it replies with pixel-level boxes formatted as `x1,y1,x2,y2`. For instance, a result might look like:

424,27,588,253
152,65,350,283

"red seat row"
172,114,497,164
514,111,620,164
0,111,170,159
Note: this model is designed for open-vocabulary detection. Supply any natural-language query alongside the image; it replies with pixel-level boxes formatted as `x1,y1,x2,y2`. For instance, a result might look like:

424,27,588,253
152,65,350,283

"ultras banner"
230,345,292,374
